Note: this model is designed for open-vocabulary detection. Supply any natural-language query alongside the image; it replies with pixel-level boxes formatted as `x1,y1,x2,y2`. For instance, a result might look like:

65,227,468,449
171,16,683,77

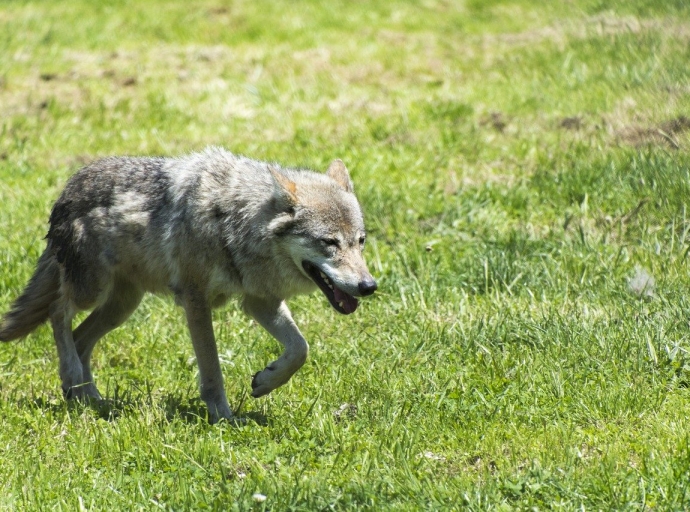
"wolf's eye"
321,238,340,249
359,236,366,247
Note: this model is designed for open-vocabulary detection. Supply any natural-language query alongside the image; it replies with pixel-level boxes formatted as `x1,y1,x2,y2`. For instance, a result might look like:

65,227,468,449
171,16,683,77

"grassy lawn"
2,0,690,509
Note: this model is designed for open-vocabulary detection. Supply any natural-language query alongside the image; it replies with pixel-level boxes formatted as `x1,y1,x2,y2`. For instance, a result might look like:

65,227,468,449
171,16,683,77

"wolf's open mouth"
302,261,358,315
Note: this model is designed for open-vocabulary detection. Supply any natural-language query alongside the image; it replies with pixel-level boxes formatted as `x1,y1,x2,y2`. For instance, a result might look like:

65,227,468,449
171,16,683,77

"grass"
1,0,690,509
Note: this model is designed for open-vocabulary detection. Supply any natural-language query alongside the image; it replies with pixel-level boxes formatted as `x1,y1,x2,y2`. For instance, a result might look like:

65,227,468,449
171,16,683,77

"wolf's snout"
358,276,377,296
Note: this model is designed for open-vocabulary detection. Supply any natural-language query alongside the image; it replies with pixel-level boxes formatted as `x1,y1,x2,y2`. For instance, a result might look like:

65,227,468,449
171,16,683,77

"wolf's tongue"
333,287,359,314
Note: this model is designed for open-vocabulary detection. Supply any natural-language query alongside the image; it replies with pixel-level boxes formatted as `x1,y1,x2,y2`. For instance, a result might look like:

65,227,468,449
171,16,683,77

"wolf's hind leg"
73,277,144,399
243,296,309,398
48,297,90,399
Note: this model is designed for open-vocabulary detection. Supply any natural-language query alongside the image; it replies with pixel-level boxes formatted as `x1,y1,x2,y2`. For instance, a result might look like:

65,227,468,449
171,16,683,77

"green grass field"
2,0,690,509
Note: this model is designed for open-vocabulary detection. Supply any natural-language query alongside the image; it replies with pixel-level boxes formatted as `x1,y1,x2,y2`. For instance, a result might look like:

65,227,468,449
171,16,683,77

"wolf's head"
269,160,377,314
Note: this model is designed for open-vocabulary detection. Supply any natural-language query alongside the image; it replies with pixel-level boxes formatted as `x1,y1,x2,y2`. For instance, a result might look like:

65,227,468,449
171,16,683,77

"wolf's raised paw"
251,369,274,398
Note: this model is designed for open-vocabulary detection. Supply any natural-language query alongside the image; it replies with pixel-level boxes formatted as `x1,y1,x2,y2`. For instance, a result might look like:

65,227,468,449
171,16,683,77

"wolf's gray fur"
0,147,377,422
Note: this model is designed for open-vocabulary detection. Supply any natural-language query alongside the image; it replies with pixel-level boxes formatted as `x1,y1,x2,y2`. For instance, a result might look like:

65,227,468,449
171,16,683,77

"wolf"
0,147,377,422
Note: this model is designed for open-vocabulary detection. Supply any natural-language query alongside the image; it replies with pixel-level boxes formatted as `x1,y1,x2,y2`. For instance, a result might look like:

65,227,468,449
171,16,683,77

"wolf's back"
0,250,60,341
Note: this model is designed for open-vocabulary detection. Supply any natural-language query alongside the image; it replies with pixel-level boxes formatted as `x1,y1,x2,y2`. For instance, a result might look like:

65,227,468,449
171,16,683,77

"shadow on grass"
18,396,122,421
161,392,268,426
18,392,267,426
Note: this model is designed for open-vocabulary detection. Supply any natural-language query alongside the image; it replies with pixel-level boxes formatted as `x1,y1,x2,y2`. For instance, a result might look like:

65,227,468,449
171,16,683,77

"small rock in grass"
333,403,358,421
628,266,655,299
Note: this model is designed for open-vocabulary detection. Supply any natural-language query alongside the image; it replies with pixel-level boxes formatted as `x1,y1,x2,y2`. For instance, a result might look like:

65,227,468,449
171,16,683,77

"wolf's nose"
358,277,378,296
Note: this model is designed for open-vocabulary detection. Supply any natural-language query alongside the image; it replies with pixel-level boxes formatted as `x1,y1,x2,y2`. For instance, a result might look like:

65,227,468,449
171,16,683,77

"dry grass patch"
617,115,690,149
481,13,690,49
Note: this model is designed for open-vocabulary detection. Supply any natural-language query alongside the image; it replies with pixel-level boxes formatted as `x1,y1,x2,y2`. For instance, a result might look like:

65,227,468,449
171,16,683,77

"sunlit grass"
1,0,690,509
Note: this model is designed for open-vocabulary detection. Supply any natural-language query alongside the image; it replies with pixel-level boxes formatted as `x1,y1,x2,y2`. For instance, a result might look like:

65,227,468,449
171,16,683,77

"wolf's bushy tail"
0,250,60,341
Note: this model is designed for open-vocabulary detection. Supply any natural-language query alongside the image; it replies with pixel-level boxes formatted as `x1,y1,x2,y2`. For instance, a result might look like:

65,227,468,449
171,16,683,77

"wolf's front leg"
181,292,234,423
243,296,309,398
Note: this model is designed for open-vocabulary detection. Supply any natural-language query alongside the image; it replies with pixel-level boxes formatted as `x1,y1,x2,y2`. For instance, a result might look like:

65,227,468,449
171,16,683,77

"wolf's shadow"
19,392,267,426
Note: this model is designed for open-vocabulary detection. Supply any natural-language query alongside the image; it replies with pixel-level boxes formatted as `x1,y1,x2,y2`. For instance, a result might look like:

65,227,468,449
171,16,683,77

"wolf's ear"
326,159,354,193
269,167,298,208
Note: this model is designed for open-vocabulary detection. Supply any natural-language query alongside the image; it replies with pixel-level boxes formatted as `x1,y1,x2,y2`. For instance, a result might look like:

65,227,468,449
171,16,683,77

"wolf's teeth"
328,284,334,289
320,272,327,279
338,301,344,308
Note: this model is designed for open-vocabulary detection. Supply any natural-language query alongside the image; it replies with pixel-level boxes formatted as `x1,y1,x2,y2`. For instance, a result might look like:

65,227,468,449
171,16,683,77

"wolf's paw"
206,402,238,424
251,367,277,398
215,414,247,426
63,382,102,402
